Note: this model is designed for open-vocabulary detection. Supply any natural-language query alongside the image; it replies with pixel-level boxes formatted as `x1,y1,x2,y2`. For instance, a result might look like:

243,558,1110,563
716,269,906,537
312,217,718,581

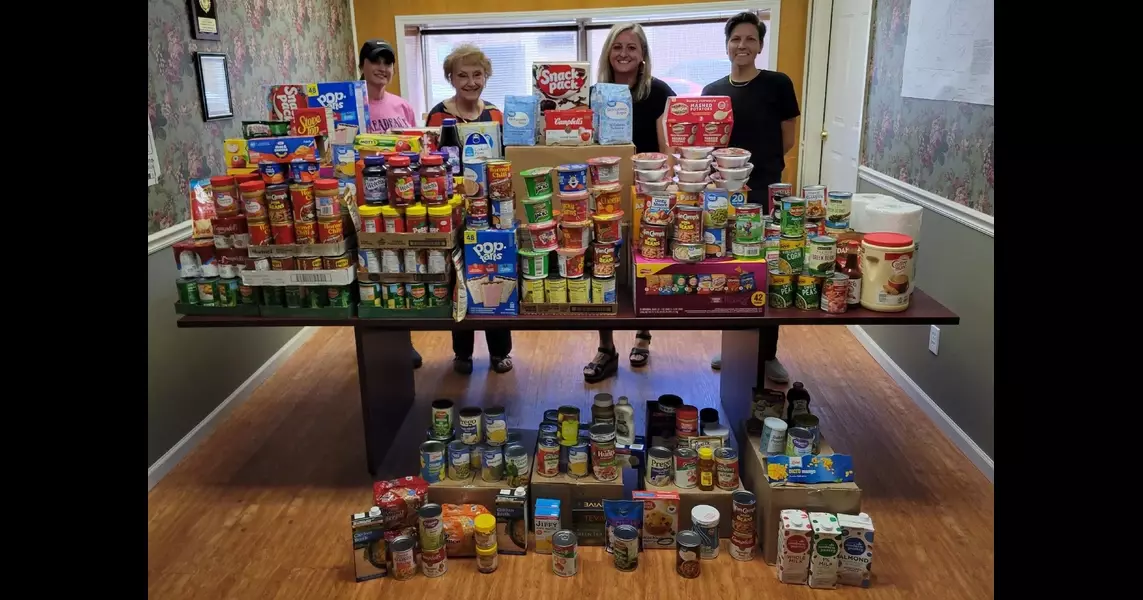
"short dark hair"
725,11,766,42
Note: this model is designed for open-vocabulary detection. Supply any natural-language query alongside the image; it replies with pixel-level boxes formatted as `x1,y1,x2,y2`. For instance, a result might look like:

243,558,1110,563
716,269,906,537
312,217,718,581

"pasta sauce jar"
419,154,449,205
386,155,415,207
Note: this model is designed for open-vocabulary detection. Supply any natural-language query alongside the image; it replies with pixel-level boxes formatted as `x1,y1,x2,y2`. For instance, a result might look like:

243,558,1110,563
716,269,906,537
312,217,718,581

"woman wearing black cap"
359,39,416,134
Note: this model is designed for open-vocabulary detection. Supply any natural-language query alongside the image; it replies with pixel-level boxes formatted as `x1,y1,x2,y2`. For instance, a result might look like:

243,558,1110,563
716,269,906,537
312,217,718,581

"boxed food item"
246,136,321,164
305,81,370,134
291,106,334,137
836,512,875,587
808,512,842,589
390,127,441,153
534,499,561,553
777,509,812,584
633,256,768,317
459,122,501,161
267,84,307,121
503,95,539,147
533,62,589,113
496,487,529,555
632,490,679,549
665,96,735,147
590,83,633,145
354,133,423,155
223,138,249,169
543,108,594,146
463,227,518,316
572,499,606,546
351,507,389,581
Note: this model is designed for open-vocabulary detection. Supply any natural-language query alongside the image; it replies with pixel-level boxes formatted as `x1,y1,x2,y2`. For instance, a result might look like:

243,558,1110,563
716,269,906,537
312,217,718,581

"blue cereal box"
464,228,518,316
305,81,370,134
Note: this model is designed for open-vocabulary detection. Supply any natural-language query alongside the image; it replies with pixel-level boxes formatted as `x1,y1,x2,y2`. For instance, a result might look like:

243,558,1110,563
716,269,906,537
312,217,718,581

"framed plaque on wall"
187,0,220,41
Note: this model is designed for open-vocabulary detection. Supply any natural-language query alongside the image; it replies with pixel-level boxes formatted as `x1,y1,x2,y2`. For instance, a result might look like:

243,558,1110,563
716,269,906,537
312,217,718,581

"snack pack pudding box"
265,82,370,134
633,255,767,317
463,227,519,316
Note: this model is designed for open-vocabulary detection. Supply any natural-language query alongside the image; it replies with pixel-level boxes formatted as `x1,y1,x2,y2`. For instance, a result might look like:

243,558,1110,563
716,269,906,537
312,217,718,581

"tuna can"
483,406,507,446
481,445,504,482
537,435,561,477
785,427,815,457
419,440,445,483
729,490,757,562
762,417,788,455
778,235,805,273
806,236,837,276
418,503,445,551
674,447,698,488
590,423,618,481
430,398,455,439
568,441,590,478
691,505,721,560
552,530,578,577
613,524,640,572
458,407,482,444
389,535,417,580
505,444,531,487
448,441,471,480
792,413,821,454
820,272,849,314
795,274,821,310
714,447,740,490
780,196,807,237
646,446,674,487
557,406,580,447
421,545,447,578
176,278,199,305
768,270,794,309
676,530,702,578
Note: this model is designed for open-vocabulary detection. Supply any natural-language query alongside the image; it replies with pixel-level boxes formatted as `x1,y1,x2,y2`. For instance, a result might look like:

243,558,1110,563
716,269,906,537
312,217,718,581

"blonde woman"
583,23,676,384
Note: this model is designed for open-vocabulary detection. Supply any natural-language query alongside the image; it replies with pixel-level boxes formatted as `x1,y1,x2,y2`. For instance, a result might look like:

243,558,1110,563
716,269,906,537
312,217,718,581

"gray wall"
856,180,994,459
148,245,301,466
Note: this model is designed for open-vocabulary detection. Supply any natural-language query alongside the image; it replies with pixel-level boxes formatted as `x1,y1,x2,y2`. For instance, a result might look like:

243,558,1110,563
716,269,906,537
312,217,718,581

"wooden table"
178,289,959,477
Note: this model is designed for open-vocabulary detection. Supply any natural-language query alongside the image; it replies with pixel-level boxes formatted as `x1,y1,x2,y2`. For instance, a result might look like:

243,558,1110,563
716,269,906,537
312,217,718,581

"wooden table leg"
719,329,762,431
354,327,416,478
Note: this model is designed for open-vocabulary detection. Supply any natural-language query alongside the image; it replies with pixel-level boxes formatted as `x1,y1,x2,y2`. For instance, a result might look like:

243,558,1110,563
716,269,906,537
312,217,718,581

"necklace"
728,71,760,87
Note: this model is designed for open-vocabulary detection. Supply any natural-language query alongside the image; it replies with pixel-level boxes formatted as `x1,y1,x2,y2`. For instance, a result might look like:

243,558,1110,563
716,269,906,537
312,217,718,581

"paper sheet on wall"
901,0,994,106
148,117,161,186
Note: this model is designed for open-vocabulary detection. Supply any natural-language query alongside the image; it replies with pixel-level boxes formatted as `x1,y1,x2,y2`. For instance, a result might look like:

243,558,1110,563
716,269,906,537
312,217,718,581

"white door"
819,0,873,193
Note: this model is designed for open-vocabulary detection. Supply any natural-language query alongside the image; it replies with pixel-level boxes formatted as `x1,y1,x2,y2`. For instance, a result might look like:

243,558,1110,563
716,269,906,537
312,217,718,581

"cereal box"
533,62,589,113
463,227,518,316
246,136,321,164
632,490,679,550
543,108,594,146
305,81,370,135
590,83,633,145
534,499,560,554
808,512,842,589
776,509,812,584
836,512,875,587
291,106,334,137
223,138,249,169
267,84,307,121
665,96,735,148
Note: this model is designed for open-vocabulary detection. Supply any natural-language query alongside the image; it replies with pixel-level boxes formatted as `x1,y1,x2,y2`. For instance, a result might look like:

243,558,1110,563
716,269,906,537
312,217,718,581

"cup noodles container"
533,62,590,113
835,513,875,587
777,509,812,584
267,84,307,121
305,81,370,134
665,97,735,148
291,106,334,137
543,109,594,146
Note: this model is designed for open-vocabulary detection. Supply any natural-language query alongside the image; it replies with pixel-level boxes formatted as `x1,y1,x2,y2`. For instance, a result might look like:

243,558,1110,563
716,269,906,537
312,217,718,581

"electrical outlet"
928,325,940,355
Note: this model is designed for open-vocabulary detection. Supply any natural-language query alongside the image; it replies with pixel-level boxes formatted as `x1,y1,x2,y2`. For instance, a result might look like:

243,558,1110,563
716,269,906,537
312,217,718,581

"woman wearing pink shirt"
359,39,417,134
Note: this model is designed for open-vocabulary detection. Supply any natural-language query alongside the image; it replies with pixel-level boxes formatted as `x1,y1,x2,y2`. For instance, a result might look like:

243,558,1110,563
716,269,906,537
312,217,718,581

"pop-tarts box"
305,82,370,134
464,227,518,316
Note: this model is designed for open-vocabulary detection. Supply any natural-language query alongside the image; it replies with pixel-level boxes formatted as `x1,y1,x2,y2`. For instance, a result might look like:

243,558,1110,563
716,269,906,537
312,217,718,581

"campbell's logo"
314,90,347,111
553,115,587,127
296,114,322,135
535,64,585,98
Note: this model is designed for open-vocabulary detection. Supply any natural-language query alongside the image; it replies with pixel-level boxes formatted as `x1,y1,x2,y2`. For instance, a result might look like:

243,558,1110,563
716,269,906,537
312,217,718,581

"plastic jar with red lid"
210,176,240,217
386,155,415,208
313,178,342,219
419,154,449,206
239,180,267,220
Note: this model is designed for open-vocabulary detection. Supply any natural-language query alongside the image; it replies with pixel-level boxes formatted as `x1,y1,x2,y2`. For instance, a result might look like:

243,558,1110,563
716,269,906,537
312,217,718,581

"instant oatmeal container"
860,232,916,312
521,166,554,198
545,277,569,303
691,505,721,560
592,182,623,215
613,524,640,572
552,530,579,577
675,530,702,579
559,191,590,222
567,277,590,303
523,193,554,224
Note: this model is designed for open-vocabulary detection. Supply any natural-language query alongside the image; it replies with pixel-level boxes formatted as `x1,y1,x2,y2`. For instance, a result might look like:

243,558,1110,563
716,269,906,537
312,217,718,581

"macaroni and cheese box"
835,513,875,588
305,81,370,134
246,135,322,164
463,227,518,316
633,256,767,317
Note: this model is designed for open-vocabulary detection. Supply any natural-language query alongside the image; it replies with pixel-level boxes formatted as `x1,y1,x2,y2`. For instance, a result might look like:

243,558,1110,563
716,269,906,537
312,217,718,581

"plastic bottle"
592,393,615,427
439,118,462,177
698,447,715,491
614,396,635,445
786,382,812,423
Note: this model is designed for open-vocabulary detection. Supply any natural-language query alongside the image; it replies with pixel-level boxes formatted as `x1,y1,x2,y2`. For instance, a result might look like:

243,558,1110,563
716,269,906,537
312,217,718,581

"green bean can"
327,286,351,307
427,283,449,307
794,273,821,310
778,235,805,274
238,284,260,305
215,278,240,307
407,283,428,309
382,283,407,309
283,285,305,308
262,285,284,307
780,196,807,237
306,286,326,308
768,271,794,309
176,278,199,305
806,236,837,276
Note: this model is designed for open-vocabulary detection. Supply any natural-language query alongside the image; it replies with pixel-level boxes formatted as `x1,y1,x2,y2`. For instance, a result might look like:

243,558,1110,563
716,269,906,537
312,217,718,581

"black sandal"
453,356,473,375
490,356,513,374
584,346,619,383
629,333,652,367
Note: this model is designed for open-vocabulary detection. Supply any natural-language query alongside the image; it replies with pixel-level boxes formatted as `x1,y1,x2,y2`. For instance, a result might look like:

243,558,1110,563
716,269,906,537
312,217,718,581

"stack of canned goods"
417,503,447,577
643,444,739,491
765,183,855,313
535,407,620,482
359,278,451,310
729,490,757,562
418,403,533,487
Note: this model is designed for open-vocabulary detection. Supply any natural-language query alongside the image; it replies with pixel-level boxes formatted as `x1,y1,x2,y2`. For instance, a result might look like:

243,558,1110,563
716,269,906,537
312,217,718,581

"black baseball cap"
359,39,396,66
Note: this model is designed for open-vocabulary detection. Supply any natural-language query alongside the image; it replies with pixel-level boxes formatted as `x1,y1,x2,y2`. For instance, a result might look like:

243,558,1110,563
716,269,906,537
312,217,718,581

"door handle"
820,130,828,140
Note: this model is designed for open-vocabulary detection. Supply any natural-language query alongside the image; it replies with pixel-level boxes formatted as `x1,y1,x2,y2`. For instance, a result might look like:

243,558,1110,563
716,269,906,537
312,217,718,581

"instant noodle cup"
556,247,587,278
522,193,554,224
521,167,554,198
519,249,550,279
587,156,622,186
527,221,560,251
592,211,624,244
259,160,286,185
559,191,590,222
592,183,623,215
556,163,590,193
560,220,592,250
592,242,618,278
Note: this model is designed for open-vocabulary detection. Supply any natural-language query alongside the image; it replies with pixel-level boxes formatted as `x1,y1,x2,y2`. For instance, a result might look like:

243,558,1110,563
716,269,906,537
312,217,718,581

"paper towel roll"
849,193,898,233
861,202,923,241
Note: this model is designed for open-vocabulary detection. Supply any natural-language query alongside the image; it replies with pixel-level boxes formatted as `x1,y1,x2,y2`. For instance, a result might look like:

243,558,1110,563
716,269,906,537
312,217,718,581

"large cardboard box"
529,463,636,531
647,481,743,538
633,256,768,317
505,144,637,219
738,422,862,565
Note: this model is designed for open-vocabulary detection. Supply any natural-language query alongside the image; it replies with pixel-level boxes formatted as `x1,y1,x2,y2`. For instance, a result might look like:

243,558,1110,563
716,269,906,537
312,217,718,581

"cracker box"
246,136,321,164
836,512,875,588
533,62,589,113
777,509,812,584
351,507,389,582
633,256,767,317
305,81,370,135
496,487,529,555
463,227,518,316
534,499,560,554
632,490,679,550
543,108,594,146
665,96,735,147
291,106,334,137
808,512,842,589
267,84,307,121
223,138,249,169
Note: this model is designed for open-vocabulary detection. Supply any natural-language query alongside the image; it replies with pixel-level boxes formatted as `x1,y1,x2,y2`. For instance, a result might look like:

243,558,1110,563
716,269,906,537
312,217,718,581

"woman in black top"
583,23,675,384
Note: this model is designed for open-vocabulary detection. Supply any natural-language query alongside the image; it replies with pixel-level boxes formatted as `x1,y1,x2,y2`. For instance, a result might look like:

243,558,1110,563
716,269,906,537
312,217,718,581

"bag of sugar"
503,95,538,147
590,83,633,145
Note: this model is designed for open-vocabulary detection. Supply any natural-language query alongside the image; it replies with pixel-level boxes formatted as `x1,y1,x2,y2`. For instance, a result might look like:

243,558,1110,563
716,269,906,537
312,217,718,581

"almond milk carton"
808,512,842,589
776,509,812,584
836,512,875,587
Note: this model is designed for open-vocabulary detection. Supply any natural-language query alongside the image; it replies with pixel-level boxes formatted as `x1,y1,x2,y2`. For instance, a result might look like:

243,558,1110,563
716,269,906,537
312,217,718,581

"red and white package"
268,84,306,121
533,62,589,114
371,476,429,529
189,178,216,240
543,108,594,146
665,96,735,148
291,106,334,136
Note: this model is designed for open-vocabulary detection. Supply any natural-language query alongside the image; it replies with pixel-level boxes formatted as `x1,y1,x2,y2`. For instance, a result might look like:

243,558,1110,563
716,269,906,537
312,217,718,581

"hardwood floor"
147,326,994,599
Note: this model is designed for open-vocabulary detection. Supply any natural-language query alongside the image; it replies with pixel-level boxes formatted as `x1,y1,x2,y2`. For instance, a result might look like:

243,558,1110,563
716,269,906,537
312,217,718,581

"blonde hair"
596,23,653,102
443,44,493,81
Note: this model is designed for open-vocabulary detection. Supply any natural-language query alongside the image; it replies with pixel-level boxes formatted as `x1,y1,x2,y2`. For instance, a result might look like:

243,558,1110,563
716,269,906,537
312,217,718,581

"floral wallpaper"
860,0,995,217
147,0,357,235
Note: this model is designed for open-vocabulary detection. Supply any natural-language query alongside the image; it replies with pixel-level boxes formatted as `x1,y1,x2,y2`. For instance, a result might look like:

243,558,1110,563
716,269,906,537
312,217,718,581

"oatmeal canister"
674,447,698,488
448,441,471,480
552,530,578,577
676,530,702,579
646,446,673,487
419,440,445,483
458,407,483,445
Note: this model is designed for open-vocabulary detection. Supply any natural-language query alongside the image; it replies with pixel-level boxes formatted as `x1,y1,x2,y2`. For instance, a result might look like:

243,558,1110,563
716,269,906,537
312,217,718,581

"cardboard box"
240,264,356,287
533,62,589,113
738,423,862,565
358,231,458,250
665,96,735,147
350,508,390,581
267,84,307,121
463,227,518,316
247,239,351,258
651,481,743,538
505,144,636,220
292,106,334,137
543,108,594,146
354,133,423,155
305,81,370,134
529,461,634,532
223,138,249,169
632,490,680,550
534,499,561,553
496,487,529,555
633,256,768,317
246,135,321,164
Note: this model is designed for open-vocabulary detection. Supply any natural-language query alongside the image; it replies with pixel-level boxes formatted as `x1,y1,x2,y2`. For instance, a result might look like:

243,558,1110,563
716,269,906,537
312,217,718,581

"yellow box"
223,138,249,169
